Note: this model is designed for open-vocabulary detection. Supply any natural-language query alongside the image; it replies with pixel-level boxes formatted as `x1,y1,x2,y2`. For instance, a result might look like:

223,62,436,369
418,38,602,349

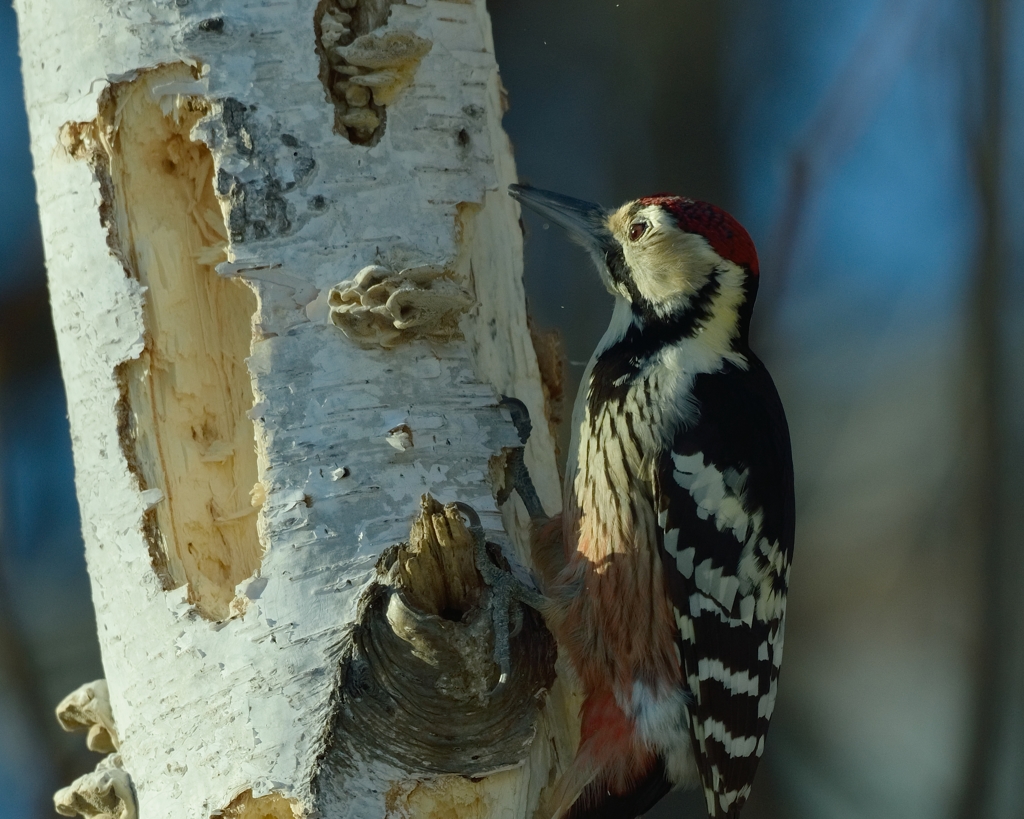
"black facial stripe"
587,268,723,415
668,265,721,331
604,242,644,305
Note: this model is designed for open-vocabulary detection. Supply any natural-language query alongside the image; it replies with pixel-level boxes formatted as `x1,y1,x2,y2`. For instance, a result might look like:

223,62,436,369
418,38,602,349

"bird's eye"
629,221,648,242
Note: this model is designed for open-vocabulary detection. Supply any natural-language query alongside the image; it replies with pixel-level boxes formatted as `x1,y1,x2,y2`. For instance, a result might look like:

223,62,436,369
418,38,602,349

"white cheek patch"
621,212,722,312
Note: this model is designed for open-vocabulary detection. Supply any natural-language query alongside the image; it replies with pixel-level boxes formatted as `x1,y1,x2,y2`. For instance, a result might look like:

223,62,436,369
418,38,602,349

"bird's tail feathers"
540,750,601,819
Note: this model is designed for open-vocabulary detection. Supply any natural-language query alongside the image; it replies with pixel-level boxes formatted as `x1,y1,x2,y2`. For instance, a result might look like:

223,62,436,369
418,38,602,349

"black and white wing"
654,356,795,818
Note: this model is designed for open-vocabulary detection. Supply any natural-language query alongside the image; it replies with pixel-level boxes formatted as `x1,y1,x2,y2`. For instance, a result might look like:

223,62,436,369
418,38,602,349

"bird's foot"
496,396,547,521
454,501,548,691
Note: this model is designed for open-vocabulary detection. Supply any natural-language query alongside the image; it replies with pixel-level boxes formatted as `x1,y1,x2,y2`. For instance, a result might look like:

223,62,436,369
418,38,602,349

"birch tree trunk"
15,1,575,816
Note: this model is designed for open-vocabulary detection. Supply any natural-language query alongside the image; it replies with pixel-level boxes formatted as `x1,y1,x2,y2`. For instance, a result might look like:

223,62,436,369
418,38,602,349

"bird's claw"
499,395,533,444
454,501,546,693
497,396,547,521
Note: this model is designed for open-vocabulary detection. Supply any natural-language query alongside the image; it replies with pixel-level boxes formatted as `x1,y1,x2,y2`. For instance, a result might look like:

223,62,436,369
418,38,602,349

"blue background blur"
1,0,1022,817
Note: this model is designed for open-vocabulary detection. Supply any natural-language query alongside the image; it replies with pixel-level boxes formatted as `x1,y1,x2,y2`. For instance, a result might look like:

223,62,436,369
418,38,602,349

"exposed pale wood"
76,64,263,621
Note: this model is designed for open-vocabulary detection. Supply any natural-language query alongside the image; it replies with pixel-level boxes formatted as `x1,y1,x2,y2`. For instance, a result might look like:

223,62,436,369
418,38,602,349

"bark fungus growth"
63,64,263,622
56,679,119,755
315,0,431,143
54,754,136,819
53,679,135,819
326,263,474,347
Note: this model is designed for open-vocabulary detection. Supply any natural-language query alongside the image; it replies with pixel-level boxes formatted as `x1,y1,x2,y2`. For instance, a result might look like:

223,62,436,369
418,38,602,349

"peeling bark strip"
17,0,568,816
64,64,263,621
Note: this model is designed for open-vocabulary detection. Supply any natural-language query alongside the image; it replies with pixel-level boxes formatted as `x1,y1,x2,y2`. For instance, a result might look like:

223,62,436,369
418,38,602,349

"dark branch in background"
954,0,1014,816
757,0,933,322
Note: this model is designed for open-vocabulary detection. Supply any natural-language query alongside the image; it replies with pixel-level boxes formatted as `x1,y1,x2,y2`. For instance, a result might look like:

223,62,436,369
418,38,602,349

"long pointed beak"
508,184,613,254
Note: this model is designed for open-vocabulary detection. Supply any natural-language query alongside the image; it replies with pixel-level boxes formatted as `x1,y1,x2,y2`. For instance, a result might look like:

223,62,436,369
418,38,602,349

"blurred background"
1,0,1021,817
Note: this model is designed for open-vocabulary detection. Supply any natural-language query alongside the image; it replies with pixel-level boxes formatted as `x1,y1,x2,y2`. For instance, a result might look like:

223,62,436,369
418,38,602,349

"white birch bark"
15,0,575,816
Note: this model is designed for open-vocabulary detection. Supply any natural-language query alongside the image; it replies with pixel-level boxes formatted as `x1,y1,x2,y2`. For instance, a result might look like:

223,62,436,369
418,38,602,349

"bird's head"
510,184,760,350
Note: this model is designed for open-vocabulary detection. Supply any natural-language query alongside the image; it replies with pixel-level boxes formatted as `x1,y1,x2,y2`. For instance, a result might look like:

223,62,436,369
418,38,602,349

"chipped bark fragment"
386,423,415,452
528,319,568,454
212,791,301,819
63,64,263,622
313,496,556,802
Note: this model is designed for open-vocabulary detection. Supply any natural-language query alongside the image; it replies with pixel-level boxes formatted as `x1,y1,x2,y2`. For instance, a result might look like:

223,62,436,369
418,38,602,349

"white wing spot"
701,717,758,757
697,658,759,696
694,558,740,611
670,452,783,615
758,677,778,719
676,546,695,578
739,594,755,625
673,607,697,643
689,592,747,627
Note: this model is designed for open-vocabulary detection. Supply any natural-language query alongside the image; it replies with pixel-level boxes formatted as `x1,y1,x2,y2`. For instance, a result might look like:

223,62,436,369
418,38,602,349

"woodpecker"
508,184,794,819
